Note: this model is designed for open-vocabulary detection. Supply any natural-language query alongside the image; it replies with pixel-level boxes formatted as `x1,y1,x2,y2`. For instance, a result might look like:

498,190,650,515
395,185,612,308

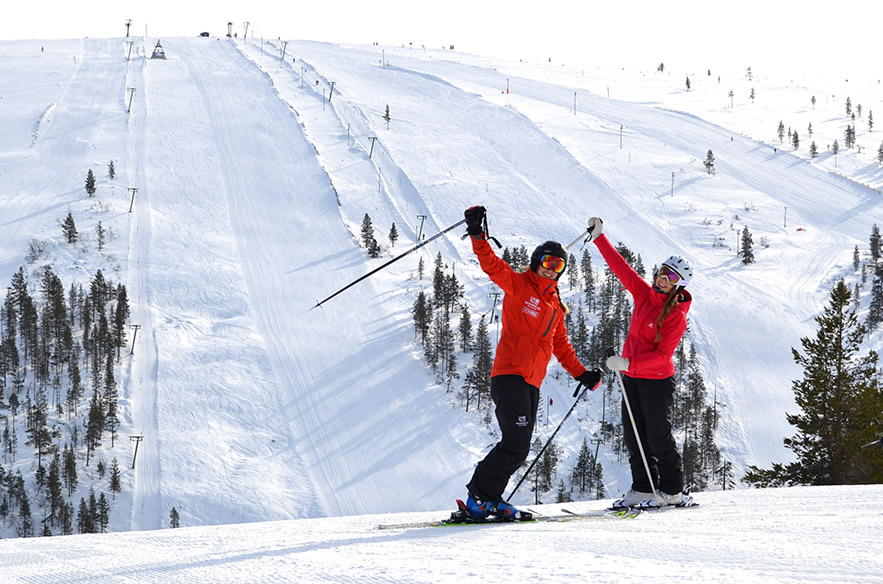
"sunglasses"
659,265,682,285
540,254,566,274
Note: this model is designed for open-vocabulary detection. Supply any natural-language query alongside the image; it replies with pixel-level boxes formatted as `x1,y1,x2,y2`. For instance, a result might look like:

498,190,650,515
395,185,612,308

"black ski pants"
467,375,539,502
621,374,684,495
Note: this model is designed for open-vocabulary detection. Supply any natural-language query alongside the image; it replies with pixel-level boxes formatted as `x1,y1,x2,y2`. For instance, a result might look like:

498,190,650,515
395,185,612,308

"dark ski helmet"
530,241,568,279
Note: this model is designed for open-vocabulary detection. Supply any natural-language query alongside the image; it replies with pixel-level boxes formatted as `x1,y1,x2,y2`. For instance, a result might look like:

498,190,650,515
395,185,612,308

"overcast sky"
1,1,876,80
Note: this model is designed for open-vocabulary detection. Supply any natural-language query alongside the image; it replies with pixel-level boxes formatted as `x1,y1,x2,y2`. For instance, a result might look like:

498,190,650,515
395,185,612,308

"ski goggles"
540,254,566,274
659,265,683,285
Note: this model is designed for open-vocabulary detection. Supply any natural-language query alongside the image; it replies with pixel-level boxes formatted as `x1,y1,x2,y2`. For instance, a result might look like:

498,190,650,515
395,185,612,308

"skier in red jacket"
462,206,602,520
587,217,694,508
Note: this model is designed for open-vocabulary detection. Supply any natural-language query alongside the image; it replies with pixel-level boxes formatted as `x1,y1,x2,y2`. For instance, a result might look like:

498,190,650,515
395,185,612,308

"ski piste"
376,507,641,530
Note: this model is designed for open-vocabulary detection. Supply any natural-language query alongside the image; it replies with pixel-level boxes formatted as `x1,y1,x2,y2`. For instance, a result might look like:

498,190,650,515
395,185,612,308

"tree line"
1,263,129,536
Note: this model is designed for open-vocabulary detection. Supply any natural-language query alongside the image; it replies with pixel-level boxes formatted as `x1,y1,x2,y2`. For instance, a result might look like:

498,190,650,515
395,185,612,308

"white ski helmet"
660,255,693,287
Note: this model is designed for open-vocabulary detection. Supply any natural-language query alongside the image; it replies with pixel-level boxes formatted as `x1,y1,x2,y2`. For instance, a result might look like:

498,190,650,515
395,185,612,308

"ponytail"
654,287,681,343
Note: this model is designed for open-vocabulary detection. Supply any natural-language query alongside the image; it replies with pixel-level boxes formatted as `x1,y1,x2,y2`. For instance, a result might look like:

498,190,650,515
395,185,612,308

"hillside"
0,36,880,539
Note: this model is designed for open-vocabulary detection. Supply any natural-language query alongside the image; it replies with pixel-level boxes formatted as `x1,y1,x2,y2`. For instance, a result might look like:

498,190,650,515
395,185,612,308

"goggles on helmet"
659,265,683,285
540,254,566,274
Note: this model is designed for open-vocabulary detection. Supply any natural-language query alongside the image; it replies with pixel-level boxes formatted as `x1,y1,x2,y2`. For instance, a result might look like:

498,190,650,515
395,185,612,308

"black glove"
464,205,487,237
574,368,603,396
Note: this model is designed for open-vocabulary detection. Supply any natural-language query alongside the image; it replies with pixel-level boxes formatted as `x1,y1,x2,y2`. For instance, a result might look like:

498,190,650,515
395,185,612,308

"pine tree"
869,111,874,132
744,281,883,486
383,105,391,129
845,97,852,117
740,227,755,264
170,506,180,528
360,213,376,249
109,458,122,500
412,291,430,346
96,221,106,251
581,249,595,310
777,121,785,142
810,141,819,158
97,493,110,533
704,149,715,174
388,222,398,247
571,438,594,493
62,212,78,244
870,224,881,262
458,303,472,352
85,169,96,197
791,130,799,151
845,125,856,149
868,264,883,331
107,160,115,180
462,316,492,412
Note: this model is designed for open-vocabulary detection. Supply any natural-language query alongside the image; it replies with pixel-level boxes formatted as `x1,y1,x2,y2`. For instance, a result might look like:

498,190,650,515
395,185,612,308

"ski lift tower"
227,22,233,38
151,40,166,60
125,19,132,37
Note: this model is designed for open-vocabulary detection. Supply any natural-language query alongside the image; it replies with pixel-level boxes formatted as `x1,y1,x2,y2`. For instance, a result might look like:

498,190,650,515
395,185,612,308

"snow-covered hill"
0,35,880,545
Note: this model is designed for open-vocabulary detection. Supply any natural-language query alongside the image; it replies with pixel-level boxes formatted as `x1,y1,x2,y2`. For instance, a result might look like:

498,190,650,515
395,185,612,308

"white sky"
1,1,877,80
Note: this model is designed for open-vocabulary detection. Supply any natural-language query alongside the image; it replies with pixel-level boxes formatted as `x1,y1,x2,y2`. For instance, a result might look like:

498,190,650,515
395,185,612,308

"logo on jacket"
522,296,541,319
516,415,529,427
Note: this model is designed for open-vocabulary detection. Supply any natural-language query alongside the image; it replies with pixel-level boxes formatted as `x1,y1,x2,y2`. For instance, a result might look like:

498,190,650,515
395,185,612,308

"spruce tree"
870,224,881,262
109,458,122,499
360,213,376,250
867,264,883,331
62,212,78,244
388,222,398,247
458,304,472,352
704,149,715,174
411,291,430,345
107,160,115,180
744,281,882,486
740,227,755,264
85,169,96,197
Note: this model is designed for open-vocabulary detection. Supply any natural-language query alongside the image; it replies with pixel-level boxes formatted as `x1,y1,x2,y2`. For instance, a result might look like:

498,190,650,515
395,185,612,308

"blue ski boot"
464,495,490,520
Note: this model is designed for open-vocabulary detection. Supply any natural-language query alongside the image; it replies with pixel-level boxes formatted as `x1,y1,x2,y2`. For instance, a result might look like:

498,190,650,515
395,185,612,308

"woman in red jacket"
462,206,602,520
587,217,694,508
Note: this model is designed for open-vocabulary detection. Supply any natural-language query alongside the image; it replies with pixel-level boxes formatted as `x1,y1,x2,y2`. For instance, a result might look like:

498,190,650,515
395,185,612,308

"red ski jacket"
472,236,587,388
593,234,691,379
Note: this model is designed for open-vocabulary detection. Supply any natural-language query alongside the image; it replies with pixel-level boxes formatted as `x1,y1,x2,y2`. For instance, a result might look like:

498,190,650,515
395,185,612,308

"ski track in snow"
2,486,882,583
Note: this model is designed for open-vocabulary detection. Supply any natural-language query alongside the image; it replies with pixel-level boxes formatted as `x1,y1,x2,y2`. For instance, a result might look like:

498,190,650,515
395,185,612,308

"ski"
608,501,700,512
376,507,641,531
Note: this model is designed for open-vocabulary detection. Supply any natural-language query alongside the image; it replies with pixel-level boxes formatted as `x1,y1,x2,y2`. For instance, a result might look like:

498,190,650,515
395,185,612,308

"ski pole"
860,436,883,450
608,346,661,508
313,218,466,309
507,380,593,501
563,219,599,252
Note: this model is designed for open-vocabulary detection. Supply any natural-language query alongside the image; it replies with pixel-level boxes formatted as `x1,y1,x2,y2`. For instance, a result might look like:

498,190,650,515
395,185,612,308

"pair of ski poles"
507,346,661,508
313,215,595,309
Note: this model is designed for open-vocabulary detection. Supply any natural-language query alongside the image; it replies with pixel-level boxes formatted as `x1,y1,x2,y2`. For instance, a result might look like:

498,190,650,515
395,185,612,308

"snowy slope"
2,485,882,584
0,36,881,540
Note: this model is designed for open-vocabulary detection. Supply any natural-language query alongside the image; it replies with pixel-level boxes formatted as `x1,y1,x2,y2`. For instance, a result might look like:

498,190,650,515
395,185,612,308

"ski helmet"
530,241,568,279
660,255,693,287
